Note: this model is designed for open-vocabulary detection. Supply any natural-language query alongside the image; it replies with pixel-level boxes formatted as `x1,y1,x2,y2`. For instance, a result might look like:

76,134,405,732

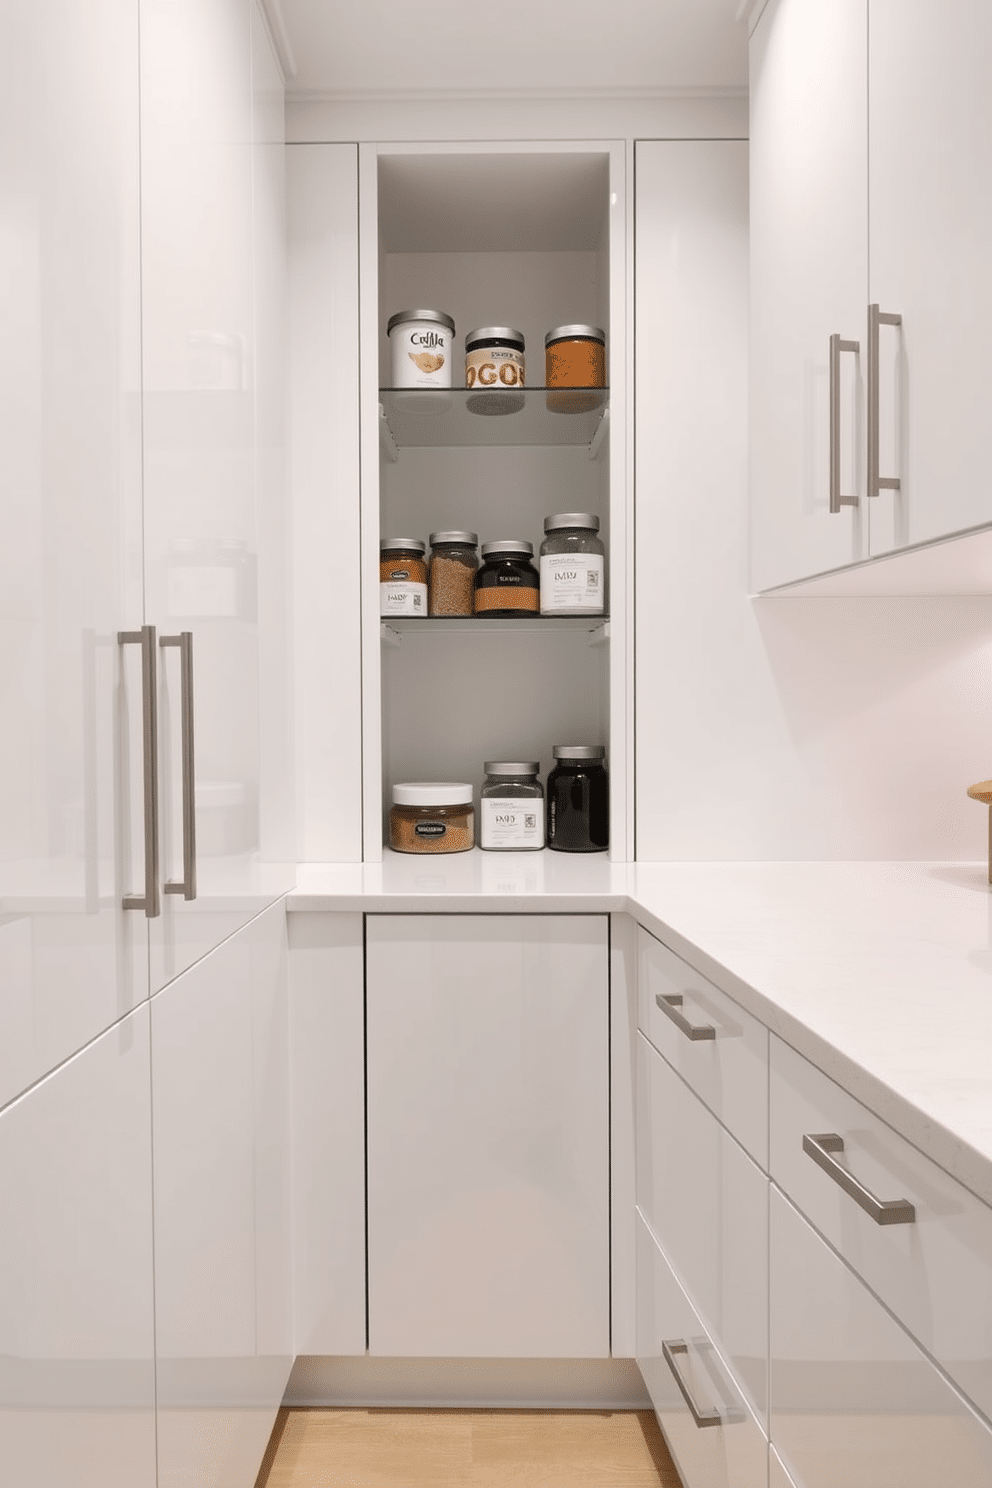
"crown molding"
257,0,297,79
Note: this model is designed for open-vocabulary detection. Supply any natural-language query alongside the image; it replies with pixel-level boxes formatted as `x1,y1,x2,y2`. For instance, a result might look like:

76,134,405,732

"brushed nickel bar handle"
662,1341,722,1428
119,625,160,918
803,1133,915,1225
867,303,902,499
656,992,716,1042
160,632,197,900
829,333,860,512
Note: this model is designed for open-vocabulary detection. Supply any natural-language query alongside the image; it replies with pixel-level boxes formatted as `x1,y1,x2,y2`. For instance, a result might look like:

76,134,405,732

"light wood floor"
256,1407,680,1488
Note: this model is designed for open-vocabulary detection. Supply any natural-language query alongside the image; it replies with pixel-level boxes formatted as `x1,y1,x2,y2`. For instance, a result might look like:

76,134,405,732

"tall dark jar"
546,745,609,853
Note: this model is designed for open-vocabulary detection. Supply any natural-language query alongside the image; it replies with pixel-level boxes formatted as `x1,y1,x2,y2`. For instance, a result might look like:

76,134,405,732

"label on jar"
389,321,454,388
540,554,604,613
415,821,446,838
380,580,427,616
465,346,525,389
480,797,545,849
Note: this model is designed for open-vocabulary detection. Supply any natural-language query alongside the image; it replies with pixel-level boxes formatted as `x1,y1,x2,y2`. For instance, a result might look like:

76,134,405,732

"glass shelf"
378,388,609,453
381,616,610,647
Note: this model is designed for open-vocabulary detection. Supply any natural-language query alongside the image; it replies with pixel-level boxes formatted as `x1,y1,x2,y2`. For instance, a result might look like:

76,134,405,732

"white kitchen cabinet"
0,0,147,1108
366,913,610,1358
151,900,291,1488
748,0,868,592
636,1217,768,1488
288,912,366,1356
769,1186,992,1487
749,0,992,589
0,1007,156,1488
358,144,630,860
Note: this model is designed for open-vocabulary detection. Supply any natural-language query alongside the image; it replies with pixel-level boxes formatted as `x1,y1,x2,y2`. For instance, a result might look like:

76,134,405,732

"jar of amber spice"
380,538,427,617
389,783,475,854
545,324,606,413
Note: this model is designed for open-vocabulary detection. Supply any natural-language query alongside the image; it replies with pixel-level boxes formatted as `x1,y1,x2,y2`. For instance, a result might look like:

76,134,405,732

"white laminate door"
749,0,869,591
0,1008,156,1488
139,0,291,993
366,914,610,1358
867,1,992,555
769,1186,992,1488
151,901,291,1488
0,0,148,1108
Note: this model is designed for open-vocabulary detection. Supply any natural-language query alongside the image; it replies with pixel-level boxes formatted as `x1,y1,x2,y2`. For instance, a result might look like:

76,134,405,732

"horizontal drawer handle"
662,1340,722,1428
802,1133,916,1226
656,992,715,1042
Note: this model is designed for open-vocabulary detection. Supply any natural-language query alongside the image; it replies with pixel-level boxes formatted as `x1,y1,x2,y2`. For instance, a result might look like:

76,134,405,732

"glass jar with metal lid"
474,540,540,616
546,745,608,853
465,327,525,415
545,324,606,413
428,531,479,617
389,782,474,854
380,538,427,617
387,309,455,389
480,762,544,852
539,513,605,615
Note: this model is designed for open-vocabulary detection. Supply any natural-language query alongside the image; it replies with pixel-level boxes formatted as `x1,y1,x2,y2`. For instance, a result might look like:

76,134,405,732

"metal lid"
380,537,426,555
543,512,600,532
392,781,473,807
465,327,525,348
429,531,478,547
387,308,455,334
544,324,606,347
484,761,540,776
480,540,534,558
552,744,606,760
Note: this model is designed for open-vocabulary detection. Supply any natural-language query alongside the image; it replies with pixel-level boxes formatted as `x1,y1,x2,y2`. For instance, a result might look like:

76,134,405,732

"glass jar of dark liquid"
546,745,609,853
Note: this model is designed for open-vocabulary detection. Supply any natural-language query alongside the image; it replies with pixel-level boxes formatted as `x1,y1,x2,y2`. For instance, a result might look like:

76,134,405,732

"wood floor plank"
257,1407,680,1488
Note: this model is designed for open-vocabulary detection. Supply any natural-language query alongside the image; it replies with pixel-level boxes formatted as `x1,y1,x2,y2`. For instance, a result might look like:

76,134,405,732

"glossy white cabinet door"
770,1187,992,1487
0,0,148,1107
366,914,610,1358
151,901,291,1488
749,0,869,591
868,1,992,555
636,1035,768,1426
0,1007,156,1488
140,0,291,993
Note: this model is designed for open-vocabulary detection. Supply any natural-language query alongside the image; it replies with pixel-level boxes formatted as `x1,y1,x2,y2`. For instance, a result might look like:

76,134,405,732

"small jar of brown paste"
545,324,606,413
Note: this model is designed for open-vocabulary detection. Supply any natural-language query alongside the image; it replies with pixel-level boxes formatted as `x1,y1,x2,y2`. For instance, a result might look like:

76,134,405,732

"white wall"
634,139,992,863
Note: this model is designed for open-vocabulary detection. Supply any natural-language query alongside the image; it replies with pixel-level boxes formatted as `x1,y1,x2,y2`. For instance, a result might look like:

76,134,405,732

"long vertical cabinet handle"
867,303,903,499
662,1340,722,1428
118,625,160,917
160,631,197,900
829,333,860,512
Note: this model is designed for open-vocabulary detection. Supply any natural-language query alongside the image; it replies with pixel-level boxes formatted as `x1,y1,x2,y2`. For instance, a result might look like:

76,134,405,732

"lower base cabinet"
0,1006,157,1488
151,902,291,1488
365,914,610,1359
769,1187,992,1488
636,1217,768,1488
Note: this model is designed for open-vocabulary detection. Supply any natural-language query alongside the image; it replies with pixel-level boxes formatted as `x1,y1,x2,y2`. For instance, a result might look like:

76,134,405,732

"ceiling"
272,0,748,97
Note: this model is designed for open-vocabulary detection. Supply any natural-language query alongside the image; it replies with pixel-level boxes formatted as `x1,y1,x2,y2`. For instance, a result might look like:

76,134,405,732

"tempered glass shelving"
381,616,610,647
378,387,609,455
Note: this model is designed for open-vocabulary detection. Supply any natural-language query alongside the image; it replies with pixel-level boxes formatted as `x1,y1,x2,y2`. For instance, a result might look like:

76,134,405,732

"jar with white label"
380,538,427,617
539,513,605,615
465,327,525,415
387,309,455,389
480,763,544,852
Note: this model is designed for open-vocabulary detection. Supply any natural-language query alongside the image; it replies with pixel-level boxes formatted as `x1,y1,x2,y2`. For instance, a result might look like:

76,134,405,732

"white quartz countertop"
289,855,992,1209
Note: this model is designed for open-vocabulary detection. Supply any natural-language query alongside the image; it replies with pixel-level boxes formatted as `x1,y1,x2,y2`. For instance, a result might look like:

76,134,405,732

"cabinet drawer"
770,1036,992,1424
636,1033,767,1425
770,1186,992,1488
636,1216,768,1488
637,927,768,1166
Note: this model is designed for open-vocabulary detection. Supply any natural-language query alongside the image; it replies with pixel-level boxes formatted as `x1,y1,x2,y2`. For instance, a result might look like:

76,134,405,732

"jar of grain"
389,783,475,854
480,762,544,852
539,513,605,615
387,309,455,389
545,324,606,413
465,327,525,415
546,745,609,853
474,540,540,617
380,538,427,617
428,531,479,617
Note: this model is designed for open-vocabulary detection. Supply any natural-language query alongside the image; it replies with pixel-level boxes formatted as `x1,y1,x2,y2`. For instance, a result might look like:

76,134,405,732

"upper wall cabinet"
749,0,992,593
